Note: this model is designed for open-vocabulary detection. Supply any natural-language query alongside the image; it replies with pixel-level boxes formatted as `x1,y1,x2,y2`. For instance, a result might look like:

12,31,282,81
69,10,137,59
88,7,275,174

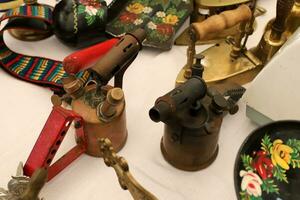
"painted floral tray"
106,0,192,50
234,121,300,200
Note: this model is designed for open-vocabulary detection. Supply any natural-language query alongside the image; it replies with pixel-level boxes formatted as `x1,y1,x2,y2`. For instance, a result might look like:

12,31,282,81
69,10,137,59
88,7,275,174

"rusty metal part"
150,76,245,171
61,75,85,99
251,0,294,65
285,0,300,37
90,29,146,88
99,138,158,200
0,163,46,200
72,85,127,157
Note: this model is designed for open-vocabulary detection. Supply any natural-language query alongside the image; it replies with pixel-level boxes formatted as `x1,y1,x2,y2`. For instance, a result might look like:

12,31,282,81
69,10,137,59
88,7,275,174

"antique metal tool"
176,4,258,85
0,163,47,200
99,138,158,200
23,29,146,181
175,0,266,46
149,63,245,171
252,0,294,66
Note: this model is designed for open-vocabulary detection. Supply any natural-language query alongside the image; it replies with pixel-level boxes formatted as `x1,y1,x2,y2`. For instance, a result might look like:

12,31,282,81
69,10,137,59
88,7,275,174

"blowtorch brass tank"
160,101,224,171
72,85,127,157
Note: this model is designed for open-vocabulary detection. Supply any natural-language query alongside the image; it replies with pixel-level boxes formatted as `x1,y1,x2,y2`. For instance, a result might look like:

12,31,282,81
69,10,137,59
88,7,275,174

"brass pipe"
98,88,124,121
270,0,294,41
285,0,300,36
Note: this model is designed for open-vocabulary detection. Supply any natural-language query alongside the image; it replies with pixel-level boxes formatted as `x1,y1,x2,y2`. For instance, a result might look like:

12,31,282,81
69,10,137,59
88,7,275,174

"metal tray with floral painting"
234,120,300,200
106,0,192,50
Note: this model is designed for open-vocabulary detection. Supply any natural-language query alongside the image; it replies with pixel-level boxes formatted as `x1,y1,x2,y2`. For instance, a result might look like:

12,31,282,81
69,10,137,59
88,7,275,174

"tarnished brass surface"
198,0,250,7
99,138,158,200
8,29,53,42
176,41,261,86
251,29,286,65
0,163,46,200
285,0,300,37
150,77,245,171
251,0,294,66
72,85,127,157
0,0,23,11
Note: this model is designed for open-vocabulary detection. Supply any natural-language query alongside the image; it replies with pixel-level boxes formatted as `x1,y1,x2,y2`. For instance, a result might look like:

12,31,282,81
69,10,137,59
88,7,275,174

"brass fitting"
97,88,124,122
62,75,84,99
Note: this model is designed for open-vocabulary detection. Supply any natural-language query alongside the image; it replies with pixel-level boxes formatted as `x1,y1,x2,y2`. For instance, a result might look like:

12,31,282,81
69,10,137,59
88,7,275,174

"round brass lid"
197,0,250,7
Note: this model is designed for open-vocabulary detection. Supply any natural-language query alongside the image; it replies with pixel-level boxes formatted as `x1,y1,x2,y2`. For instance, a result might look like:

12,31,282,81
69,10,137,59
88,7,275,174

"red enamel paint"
63,38,119,74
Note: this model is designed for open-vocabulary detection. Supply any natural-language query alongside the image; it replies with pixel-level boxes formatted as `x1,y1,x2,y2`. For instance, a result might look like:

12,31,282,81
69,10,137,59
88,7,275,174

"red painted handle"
63,38,119,74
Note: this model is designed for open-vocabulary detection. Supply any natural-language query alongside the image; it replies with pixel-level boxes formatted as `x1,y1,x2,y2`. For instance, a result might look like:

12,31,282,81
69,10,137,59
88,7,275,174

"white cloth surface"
0,0,275,199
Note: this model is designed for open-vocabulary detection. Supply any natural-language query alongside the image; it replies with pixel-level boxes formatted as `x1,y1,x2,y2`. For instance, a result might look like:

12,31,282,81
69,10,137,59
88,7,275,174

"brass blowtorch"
24,29,146,181
150,56,245,171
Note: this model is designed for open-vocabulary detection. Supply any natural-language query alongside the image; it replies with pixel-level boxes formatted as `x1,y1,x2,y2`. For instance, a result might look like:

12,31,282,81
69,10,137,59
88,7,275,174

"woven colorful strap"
0,5,90,93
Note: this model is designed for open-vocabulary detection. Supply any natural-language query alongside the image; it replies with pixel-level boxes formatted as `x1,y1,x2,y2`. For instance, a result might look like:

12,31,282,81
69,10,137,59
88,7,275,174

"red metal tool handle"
24,106,87,181
63,38,119,74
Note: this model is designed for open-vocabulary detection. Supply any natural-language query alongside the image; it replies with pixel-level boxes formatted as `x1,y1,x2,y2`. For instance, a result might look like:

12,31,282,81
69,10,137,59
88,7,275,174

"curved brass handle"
192,4,252,40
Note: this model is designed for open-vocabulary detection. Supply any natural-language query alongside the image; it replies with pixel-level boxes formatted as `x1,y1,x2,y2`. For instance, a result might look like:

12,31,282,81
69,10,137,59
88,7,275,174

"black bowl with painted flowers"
234,120,300,200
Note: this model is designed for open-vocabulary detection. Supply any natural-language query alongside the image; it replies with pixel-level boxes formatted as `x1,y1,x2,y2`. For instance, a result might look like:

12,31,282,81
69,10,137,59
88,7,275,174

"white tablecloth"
0,0,275,199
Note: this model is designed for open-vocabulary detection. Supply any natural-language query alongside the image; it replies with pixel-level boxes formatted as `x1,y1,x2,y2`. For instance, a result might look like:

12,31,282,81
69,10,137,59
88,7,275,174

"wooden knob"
192,4,252,40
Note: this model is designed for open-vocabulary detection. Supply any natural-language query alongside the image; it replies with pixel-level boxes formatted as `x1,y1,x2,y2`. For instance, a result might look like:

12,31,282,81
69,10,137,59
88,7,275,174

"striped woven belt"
0,5,90,93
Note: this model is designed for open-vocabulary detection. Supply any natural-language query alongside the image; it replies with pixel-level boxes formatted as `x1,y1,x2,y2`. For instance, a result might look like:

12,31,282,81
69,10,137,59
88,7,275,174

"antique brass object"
199,0,250,7
175,0,266,46
285,0,300,37
59,29,146,157
251,0,294,66
7,0,53,41
150,70,245,171
99,138,158,200
0,0,23,11
23,29,146,181
0,163,47,200
176,4,259,85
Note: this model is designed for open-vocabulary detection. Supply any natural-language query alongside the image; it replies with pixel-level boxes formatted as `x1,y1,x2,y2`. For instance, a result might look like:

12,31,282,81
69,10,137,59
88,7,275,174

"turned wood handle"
192,4,252,40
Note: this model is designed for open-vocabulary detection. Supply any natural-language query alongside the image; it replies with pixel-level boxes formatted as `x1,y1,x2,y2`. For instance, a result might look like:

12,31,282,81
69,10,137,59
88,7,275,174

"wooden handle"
192,5,252,40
